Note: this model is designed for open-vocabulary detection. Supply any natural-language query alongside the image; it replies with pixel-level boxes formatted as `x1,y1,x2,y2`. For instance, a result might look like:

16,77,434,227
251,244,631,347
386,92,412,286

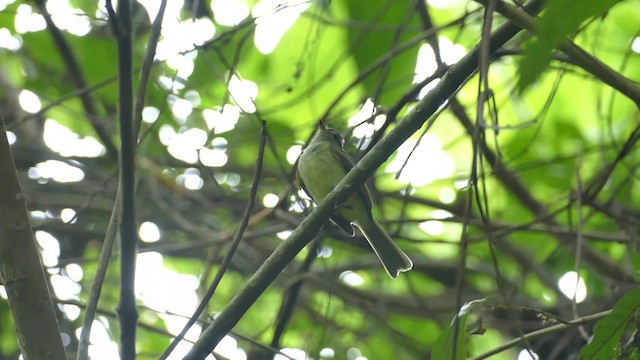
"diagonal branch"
479,0,640,107
450,99,636,283
0,117,67,359
160,121,269,359
183,5,540,358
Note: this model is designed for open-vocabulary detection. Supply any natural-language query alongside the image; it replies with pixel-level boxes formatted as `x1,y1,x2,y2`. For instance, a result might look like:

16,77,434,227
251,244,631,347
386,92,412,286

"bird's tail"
358,219,413,278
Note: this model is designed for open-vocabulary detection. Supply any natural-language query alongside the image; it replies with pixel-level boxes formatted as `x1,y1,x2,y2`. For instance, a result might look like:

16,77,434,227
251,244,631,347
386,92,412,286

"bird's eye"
328,129,345,147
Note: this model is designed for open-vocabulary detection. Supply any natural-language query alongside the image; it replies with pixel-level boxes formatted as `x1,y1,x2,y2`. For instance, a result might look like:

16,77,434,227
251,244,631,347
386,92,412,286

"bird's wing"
329,145,375,216
295,164,314,200
296,158,355,235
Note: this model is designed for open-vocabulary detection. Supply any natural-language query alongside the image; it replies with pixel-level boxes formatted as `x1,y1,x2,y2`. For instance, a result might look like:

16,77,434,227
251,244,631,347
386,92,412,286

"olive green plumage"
297,125,413,278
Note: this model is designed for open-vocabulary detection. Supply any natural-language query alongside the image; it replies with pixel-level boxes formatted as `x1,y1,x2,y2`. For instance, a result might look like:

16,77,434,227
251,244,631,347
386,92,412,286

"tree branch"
0,117,66,359
184,6,537,358
107,0,138,357
33,0,119,160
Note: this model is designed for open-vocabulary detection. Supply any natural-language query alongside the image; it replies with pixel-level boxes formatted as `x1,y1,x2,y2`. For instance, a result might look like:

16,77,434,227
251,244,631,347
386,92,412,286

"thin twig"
184,6,539,358
269,240,320,350
161,121,269,359
76,1,167,358
469,310,611,360
33,0,119,160
107,0,138,357
133,0,167,140
479,0,640,107
572,160,590,340
450,90,636,283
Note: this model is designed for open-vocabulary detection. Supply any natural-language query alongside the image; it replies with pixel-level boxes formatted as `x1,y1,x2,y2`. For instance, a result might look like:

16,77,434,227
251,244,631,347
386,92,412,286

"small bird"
296,124,413,278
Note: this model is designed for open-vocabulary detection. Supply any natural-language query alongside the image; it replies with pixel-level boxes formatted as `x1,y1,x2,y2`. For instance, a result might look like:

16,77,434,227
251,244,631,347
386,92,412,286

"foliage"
0,0,639,359
579,289,640,360
517,0,623,92
432,301,474,360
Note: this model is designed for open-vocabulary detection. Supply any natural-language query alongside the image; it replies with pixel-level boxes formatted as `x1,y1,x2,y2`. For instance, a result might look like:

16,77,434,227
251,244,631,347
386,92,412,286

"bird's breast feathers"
299,145,347,200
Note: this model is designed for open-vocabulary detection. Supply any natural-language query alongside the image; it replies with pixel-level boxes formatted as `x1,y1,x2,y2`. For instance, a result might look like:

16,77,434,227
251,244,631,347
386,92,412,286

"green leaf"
343,0,420,106
432,299,485,359
517,0,622,93
432,314,468,360
579,288,640,359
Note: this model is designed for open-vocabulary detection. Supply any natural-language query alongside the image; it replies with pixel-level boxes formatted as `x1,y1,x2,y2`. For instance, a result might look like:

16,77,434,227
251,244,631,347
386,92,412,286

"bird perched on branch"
297,123,413,278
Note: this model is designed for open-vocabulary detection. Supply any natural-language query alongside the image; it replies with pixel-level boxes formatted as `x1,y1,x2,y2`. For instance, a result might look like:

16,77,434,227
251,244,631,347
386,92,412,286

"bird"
296,123,413,278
